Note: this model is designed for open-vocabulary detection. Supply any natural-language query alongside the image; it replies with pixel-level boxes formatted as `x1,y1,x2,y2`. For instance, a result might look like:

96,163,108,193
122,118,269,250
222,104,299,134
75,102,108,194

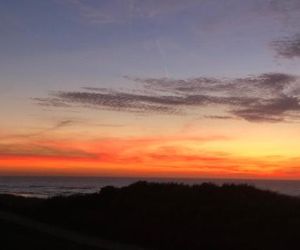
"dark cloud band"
34,73,300,122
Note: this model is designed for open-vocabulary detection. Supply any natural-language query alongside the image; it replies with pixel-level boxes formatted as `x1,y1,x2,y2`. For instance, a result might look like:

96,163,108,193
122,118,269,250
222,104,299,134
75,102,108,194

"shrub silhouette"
1,181,300,250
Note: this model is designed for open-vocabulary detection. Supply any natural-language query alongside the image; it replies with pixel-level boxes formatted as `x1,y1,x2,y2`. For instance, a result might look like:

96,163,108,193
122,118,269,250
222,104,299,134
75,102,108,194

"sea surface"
0,176,299,198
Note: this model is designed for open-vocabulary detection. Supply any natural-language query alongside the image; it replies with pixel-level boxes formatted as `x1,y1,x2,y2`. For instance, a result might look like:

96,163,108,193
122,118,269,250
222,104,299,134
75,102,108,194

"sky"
1,0,300,179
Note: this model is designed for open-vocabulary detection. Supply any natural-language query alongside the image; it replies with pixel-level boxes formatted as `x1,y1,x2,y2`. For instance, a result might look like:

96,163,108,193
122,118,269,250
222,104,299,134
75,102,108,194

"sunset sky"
1,0,300,178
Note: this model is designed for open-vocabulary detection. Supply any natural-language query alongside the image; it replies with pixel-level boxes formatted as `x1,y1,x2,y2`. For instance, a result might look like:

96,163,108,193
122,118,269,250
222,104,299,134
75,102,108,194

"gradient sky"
1,0,300,178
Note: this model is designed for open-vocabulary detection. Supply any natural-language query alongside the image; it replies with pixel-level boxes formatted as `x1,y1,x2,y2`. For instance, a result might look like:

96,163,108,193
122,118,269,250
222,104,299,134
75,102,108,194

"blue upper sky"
1,0,300,88
1,0,300,128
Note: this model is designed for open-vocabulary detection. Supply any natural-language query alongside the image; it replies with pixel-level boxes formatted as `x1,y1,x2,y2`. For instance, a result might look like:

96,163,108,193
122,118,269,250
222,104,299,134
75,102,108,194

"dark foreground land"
0,219,101,250
0,181,300,250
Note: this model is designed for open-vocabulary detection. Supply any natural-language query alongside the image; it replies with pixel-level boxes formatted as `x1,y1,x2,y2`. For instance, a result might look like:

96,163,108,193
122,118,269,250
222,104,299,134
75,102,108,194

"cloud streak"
35,73,300,122
62,0,200,24
272,34,300,59
0,143,95,159
0,120,74,141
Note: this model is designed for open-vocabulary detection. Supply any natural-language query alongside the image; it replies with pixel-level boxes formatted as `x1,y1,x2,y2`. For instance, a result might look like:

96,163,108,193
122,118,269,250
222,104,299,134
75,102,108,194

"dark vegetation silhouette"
0,181,300,250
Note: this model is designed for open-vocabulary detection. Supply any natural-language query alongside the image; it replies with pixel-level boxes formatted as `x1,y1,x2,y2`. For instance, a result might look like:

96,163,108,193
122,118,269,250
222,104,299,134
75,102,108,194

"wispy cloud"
0,120,74,141
34,97,72,108
34,90,182,114
269,0,300,13
272,34,300,59
0,143,95,159
204,115,234,120
34,73,300,122
61,0,200,24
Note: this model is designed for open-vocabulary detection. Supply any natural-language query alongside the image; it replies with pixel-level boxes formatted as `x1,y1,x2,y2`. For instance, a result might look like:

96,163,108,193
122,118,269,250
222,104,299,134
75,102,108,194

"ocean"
0,176,299,198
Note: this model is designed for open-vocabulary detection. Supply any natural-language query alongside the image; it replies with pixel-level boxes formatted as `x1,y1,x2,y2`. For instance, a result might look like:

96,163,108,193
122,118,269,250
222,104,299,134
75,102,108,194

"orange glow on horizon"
0,133,299,179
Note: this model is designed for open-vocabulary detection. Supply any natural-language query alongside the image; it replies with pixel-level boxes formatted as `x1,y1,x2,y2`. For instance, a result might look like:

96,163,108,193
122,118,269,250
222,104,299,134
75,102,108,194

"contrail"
155,39,170,78
0,120,73,140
